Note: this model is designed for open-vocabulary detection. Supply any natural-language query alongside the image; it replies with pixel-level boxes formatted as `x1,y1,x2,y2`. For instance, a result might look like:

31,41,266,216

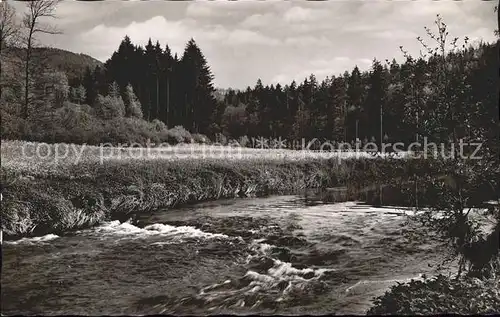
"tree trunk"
24,28,34,119
166,76,170,127
156,75,159,120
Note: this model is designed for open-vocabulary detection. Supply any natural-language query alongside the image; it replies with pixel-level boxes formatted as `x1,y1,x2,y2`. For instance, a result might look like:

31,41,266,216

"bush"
151,119,167,133
215,133,228,146
192,133,210,144
94,94,125,120
54,102,94,130
0,110,31,140
367,274,500,315
239,135,250,147
167,125,193,144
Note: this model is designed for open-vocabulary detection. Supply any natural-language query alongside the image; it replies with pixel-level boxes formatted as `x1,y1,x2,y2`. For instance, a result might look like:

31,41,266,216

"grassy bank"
0,140,474,239
1,140,359,238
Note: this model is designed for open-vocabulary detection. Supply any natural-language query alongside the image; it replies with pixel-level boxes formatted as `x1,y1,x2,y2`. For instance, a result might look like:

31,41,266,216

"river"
2,196,450,315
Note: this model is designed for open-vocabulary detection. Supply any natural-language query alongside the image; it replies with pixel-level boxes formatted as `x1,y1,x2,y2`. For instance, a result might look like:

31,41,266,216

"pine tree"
144,38,156,121
123,83,142,119
364,59,389,147
180,38,217,134
160,44,174,126
82,66,97,106
346,66,364,141
108,81,120,99
330,76,347,141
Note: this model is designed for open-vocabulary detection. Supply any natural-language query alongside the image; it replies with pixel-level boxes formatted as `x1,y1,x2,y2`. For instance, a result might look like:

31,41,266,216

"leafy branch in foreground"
400,14,500,279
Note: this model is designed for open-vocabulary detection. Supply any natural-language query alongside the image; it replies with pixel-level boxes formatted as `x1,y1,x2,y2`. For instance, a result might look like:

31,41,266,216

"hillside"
1,46,103,84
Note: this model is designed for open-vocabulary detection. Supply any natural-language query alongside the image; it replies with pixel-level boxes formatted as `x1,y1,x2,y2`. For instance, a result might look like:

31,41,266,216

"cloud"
80,16,192,60
31,0,496,89
240,13,276,29
226,29,281,46
467,27,497,44
185,3,214,18
283,6,316,23
80,15,284,59
373,30,418,40
284,36,333,48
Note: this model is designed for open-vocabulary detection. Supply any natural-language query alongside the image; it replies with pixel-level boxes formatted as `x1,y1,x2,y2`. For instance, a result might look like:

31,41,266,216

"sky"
10,0,498,89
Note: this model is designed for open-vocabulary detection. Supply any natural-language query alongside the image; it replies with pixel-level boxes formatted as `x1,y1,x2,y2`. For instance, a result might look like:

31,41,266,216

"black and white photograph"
1,0,499,315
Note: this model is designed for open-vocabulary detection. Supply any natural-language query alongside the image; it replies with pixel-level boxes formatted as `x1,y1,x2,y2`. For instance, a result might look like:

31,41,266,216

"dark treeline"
73,34,498,148
215,42,498,148
74,36,217,136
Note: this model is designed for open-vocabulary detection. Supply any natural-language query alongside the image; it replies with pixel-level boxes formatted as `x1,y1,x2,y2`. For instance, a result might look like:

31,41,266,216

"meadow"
0,140,405,173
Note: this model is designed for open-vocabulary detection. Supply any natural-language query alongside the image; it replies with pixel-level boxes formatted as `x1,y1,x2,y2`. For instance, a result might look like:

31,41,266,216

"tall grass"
1,140,356,238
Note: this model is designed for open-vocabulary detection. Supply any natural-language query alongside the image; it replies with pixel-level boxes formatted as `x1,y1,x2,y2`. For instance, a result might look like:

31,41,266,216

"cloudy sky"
10,0,498,89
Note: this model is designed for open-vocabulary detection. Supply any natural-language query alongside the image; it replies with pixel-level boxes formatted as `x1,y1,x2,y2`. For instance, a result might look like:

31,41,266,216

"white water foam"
197,237,336,308
4,233,59,245
89,220,238,244
345,273,426,295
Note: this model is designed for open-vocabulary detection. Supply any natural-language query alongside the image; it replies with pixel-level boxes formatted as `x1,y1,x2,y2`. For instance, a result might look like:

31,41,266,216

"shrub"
192,133,210,144
0,110,31,140
167,125,193,144
239,135,250,147
367,274,500,315
100,117,159,145
69,85,86,105
54,102,94,130
151,119,167,133
215,133,228,146
94,94,125,120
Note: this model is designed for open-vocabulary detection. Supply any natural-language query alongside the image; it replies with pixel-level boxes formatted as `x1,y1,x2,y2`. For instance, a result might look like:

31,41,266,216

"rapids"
2,196,450,315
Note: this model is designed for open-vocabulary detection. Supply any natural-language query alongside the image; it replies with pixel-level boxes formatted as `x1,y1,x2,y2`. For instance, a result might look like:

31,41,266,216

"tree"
82,66,97,105
0,2,20,102
104,35,135,90
143,38,155,121
48,71,69,108
180,38,217,134
153,40,162,120
400,15,500,279
108,81,120,99
346,66,365,141
0,2,19,52
95,93,125,120
123,83,142,119
221,103,247,137
364,59,389,147
160,44,174,126
74,85,86,105
330,76,348,141
21,0,62,119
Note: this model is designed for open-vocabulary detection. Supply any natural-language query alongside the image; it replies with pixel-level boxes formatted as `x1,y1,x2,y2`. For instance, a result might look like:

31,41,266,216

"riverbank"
2,140,360,238
367,274,500,315
0,140,466,239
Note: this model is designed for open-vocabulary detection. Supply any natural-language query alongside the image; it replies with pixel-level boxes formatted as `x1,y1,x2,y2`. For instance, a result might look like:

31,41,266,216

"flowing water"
2,196,451,315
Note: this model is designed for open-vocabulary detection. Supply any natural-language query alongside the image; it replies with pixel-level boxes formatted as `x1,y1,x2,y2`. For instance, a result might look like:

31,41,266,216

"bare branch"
20,0,63,119
23,0,62,36
0,2,20,51
32,27,62,35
